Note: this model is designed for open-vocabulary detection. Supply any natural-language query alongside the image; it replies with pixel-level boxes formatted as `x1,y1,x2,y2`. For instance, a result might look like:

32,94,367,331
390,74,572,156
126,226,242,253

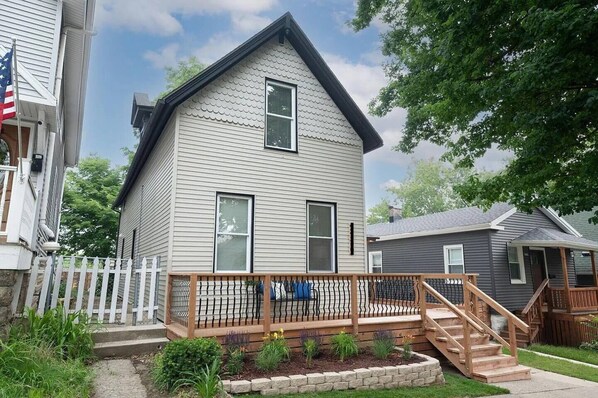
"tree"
159,56,206,98
60,156,124,256
353,1,598,221
387,159,476,218
367,198,391,224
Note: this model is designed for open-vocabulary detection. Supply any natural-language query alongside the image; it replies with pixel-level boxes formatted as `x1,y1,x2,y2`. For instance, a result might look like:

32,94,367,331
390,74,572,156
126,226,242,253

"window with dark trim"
265,80,296,151
307,202,336,272
214,193,253,272
131,229,136,260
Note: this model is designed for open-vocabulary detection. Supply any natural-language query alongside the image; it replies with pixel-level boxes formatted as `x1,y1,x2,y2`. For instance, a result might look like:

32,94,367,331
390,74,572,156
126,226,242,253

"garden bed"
223,351,443,396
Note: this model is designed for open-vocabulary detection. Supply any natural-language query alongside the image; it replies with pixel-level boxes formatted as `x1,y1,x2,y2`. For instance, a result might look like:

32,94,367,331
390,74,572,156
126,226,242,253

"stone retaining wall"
222,352,444,396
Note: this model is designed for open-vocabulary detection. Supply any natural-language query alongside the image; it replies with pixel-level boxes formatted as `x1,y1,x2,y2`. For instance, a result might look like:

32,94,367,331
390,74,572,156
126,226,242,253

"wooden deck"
165,272,531,382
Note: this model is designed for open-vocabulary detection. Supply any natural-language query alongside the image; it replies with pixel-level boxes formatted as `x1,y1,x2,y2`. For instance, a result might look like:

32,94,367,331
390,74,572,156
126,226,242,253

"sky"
82,0,506,209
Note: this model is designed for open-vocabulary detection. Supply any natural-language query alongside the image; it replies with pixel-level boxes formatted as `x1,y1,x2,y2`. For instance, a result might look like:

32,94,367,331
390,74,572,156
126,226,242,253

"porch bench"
256,281,320,318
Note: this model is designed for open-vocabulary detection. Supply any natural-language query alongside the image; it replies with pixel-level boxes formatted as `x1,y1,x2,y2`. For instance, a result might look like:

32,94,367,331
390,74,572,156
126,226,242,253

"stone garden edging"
222,352,444,396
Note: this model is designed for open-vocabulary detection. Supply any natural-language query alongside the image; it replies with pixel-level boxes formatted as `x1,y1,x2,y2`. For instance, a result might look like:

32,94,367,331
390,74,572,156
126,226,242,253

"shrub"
580,340,598,352
223,330,249,375
401,332,414,360
330,330,358,361
176,359,222,398
226,348,245,375
300,330,322,367
255,329,289,371
156,338,222,391
372,330,396,359
12,306,94,361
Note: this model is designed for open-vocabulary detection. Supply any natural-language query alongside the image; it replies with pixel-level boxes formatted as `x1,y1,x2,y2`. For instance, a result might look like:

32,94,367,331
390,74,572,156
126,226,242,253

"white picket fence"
16,256,161,325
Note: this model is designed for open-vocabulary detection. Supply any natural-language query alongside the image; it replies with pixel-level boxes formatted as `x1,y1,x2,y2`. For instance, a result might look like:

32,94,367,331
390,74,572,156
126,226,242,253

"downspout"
39,132,56,239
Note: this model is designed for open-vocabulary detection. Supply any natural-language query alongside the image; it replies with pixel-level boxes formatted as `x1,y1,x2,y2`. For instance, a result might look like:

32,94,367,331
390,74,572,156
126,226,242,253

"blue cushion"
293,282,312,300
258,282,276,300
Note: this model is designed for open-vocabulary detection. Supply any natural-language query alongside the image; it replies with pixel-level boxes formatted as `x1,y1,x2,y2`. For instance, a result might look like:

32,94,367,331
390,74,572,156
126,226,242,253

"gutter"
371,223,504,242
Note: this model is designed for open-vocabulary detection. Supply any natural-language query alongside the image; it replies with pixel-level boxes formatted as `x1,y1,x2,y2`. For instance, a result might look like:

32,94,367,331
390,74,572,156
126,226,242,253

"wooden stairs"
426,316,531,382
421,278,531,383
499,310,538,347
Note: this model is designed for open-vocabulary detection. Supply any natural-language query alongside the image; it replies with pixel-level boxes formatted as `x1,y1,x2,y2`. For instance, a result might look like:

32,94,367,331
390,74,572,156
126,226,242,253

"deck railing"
166,272,478,338
548,286,598,312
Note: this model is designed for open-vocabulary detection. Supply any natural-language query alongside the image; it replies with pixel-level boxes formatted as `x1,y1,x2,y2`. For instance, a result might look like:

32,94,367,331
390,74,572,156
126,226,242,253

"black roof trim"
114,12,383,207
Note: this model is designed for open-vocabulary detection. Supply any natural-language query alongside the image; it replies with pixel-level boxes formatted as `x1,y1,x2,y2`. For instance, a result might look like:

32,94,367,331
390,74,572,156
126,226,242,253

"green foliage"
60,156,124,256
372,330,396,359
300,330,322,368
159,56,206,99
11,306,95,361
175,359,222,398
255,330,290,371
401,333,414,361
155,338,222,391
367,198,392,225
223,330,249,376
353,1,598,222
330,330,359,361
579,341,598,353
0,339,92,397
225,348,245,376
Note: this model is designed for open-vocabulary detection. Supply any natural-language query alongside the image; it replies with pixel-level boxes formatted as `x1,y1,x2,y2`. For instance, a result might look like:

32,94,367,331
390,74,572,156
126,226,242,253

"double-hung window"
307,202,336,272
507,245,526,284
265,80,296,151
443,244,465,274
369,251,382,273
214,194,253,272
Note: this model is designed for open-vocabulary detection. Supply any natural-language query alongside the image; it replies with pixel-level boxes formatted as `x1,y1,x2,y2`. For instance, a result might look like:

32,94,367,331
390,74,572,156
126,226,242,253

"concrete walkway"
491,367,598,397
92,359,147,398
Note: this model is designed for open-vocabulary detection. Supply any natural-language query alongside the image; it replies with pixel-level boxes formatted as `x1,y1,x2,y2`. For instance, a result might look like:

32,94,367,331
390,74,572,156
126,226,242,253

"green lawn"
526,344,598,366
243,373,508,398
504,348,598,383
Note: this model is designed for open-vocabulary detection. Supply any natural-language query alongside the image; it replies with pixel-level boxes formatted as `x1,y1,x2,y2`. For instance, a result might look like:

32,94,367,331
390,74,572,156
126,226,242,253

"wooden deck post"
418,275,426,324
187,274,197,338
351,274,359,336
263,275,271,336
508,318,518,361
560,247,572,312
462,278,473,374
165,273,172,326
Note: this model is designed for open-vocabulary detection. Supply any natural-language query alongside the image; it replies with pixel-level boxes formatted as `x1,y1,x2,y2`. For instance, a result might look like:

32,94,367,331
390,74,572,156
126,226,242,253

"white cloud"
96,0,277,36
193,33,242,65
143,43,180,69
231,13,273,34
383,179,401,189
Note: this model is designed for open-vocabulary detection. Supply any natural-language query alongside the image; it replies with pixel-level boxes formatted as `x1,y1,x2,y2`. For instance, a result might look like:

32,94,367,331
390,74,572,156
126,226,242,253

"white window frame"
265,80,297,151
507,245,526,284
369,251,383,273
443,244,465,282
307,202,336,273
214,193,253,273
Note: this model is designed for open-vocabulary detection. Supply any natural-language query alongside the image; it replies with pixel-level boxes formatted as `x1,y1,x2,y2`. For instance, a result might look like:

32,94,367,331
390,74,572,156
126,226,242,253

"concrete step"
467,355,518,372
92,324,166,344
473,365,531,383
94,337,168,358
448,343,502,358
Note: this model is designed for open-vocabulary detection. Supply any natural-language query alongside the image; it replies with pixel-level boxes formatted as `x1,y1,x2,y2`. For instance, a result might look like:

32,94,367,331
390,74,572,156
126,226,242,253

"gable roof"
367,203,583,241
510,227,598,251
367,203,515,240
114,12,383,208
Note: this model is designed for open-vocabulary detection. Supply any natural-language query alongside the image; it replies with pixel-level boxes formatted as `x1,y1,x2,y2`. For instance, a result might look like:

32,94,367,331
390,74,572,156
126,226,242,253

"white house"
0,0,95,320
114,13,383,315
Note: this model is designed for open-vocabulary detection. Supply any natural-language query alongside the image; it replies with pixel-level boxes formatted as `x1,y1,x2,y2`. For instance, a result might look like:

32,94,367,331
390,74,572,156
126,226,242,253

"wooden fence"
14,256,161,325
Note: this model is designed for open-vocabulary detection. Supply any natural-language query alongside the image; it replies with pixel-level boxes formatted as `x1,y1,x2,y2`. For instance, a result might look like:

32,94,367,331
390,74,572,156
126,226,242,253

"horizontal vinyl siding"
172,118,366,274
367,231,493,294
0,0,59,97
117,118,175,319
491,209,577,310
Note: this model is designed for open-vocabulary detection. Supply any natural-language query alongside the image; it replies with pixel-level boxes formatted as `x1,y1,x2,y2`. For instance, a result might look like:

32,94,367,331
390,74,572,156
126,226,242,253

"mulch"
225,350,425,381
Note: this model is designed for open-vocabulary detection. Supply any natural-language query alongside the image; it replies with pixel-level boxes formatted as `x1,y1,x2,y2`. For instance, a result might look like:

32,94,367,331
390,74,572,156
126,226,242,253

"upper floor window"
215,193,253,272
265,80,296,151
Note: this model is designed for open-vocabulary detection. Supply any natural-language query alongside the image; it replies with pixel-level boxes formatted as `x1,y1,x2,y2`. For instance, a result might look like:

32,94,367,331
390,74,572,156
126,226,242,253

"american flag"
0,49,16,130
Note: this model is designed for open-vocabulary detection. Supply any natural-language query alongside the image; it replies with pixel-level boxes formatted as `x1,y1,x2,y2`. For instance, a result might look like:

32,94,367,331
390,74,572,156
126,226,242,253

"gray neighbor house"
367,204,598,317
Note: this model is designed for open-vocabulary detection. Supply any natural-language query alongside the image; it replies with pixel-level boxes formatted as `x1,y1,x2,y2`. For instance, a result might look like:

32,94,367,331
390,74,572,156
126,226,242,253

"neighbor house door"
529,249,548,290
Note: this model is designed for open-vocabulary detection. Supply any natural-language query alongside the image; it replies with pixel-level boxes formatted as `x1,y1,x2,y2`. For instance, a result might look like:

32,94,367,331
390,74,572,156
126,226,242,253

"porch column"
591,251,598,308
559,247,571,312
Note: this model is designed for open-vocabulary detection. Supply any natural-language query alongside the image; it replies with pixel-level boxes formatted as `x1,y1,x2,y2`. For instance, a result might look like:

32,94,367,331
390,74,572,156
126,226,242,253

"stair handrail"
521,279,549,315
422,282,485,334
465,282,529,334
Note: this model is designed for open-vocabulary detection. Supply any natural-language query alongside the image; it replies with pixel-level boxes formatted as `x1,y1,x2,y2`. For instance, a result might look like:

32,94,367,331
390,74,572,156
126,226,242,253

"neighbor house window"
307,202,336,272
369,251,382,273
265,80,296,151
215,194,253,272
443,244,464,274
507,245,526,284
